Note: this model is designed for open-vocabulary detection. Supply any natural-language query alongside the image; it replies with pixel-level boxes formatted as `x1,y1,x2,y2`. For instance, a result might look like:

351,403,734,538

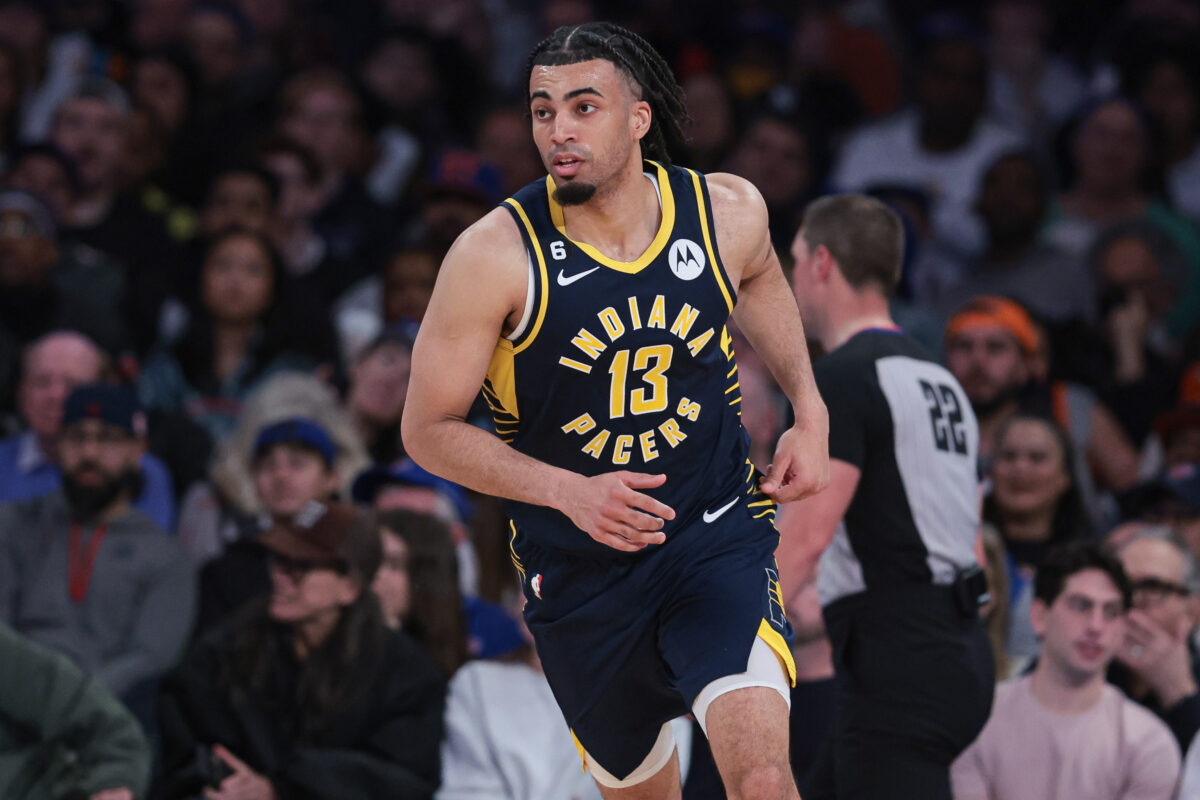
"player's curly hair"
525,22,690,166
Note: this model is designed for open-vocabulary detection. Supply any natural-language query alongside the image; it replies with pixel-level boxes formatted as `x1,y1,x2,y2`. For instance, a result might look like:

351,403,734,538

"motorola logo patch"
668,238,706,281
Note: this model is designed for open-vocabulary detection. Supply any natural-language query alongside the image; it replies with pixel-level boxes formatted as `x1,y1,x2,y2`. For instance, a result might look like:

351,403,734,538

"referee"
778,194,994,800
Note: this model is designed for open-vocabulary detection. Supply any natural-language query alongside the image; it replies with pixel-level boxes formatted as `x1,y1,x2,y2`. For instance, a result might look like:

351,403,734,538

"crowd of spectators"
2,0,1200,797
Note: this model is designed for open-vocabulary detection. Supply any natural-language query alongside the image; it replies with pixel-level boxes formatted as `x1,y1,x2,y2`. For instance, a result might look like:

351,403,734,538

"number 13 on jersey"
609,344,672,417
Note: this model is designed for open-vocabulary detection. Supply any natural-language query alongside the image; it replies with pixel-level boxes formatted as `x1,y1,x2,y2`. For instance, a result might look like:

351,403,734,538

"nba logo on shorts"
531,573,543,600
668,238,706,280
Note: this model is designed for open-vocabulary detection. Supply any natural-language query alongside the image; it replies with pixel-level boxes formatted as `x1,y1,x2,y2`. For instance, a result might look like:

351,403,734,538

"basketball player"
402,22,829,800
778,195,994,800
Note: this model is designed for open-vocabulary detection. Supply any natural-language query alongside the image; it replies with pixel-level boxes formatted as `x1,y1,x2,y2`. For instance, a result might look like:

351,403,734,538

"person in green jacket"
0,621,151,800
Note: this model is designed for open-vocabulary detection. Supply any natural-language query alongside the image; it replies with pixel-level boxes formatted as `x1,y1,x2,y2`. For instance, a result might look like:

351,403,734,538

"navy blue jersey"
486,161,752,554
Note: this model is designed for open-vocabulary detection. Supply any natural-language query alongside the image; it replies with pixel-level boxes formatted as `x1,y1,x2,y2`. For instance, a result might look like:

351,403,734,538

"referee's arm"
775,458,860,603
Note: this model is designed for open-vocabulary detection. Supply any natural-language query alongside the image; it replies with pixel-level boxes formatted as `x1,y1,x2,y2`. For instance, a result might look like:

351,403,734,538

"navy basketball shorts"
510,487,796,782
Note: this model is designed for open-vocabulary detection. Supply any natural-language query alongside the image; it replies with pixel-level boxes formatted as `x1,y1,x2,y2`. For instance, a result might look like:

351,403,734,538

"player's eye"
533,107,551,119
578,103,596,113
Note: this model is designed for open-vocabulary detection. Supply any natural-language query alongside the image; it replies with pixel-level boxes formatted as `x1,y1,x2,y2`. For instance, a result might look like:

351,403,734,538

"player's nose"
550,115,577,145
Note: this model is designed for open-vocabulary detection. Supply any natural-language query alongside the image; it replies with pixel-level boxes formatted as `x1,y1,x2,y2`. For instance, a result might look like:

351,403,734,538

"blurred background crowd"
2,0,1200,797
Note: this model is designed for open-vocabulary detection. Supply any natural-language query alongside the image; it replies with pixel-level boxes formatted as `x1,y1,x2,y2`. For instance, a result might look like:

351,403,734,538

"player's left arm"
707,172,829,502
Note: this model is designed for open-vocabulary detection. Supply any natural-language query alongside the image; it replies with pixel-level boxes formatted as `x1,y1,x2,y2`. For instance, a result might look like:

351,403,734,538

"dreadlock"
525,22,691,166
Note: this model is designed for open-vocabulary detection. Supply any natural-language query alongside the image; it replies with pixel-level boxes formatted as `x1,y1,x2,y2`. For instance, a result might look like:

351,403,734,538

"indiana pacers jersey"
486,160,753,555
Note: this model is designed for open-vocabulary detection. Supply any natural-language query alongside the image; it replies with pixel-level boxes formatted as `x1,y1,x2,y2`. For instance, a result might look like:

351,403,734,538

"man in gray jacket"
0,384,195,703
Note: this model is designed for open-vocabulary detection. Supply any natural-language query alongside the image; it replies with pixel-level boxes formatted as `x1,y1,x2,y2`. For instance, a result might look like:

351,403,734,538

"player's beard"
62,465,142,523
553,180,596,206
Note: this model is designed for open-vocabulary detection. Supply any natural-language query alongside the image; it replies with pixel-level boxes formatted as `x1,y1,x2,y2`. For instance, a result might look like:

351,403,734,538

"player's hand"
760,406,829,503
561,471,676,552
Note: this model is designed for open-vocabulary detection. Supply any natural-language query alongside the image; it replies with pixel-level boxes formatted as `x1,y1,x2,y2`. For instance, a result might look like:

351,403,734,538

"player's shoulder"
442,206,526,270
702,172,768,221
699,172,769,257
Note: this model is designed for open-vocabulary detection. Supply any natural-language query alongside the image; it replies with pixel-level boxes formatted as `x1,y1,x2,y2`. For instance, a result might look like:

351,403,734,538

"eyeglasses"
1131,577,1191,605
267,552,338,581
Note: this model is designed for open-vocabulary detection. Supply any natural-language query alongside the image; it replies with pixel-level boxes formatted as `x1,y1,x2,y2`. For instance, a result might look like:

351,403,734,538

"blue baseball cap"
352,458,473,522
253,417,336,465
429,149,503,206
62,384,139,434
1160,463,1200,513
1122,462,1200,519
464,595,526,660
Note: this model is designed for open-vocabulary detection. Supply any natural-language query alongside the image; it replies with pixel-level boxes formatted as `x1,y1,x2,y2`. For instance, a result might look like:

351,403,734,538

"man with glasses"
951,541,1180,800
1111,533,1200,752
0,383,194,707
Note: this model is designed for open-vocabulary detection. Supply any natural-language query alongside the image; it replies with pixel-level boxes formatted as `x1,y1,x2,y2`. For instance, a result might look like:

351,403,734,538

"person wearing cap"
414,149,505,255
944,295,1140,521
353,456,479,597
0,383,195,704
192,414,349,636
156,502,445,800
0,330,177,532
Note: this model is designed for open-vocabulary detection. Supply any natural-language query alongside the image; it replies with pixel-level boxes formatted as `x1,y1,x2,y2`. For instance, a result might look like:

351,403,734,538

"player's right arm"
401,209,674,552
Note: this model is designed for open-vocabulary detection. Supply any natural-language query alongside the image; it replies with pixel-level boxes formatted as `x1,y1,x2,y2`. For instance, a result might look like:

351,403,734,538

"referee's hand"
760,416,830,503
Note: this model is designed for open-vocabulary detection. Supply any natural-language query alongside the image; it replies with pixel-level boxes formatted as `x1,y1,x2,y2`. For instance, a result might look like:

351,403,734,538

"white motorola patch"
668,238,706,280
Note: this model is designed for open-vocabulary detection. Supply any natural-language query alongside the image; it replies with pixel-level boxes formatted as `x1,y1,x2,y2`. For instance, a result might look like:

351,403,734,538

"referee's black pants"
801,584,995,800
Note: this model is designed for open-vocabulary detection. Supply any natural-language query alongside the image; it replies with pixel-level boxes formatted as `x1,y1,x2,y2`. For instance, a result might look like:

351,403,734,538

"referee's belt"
951,566,990,619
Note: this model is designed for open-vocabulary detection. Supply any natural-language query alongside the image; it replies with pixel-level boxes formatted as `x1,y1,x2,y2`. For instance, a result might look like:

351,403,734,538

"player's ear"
631,100,651,142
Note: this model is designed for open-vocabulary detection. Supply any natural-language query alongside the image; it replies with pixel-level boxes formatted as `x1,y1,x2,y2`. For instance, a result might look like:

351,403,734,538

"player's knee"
725,762,795,800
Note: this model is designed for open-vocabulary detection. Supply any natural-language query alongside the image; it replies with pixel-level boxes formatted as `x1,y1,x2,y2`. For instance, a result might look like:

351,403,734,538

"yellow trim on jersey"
503,197,549,354
571,730,588,772
686,168,735,313
484,346,520,442
758,619,797,687
507,521,526,582
545,161,676,274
